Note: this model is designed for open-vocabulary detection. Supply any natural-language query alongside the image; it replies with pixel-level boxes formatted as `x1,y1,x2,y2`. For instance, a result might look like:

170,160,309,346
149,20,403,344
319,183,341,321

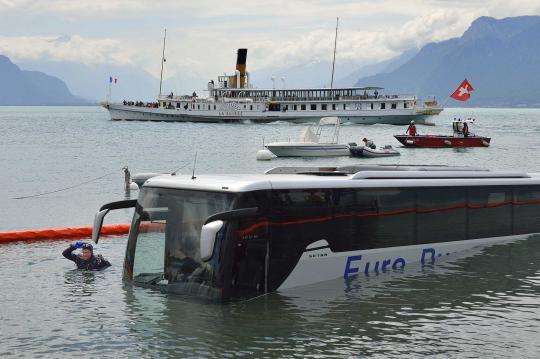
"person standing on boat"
62,241,111,270
406,120,417,136
362,138,376,149
463,122,469,137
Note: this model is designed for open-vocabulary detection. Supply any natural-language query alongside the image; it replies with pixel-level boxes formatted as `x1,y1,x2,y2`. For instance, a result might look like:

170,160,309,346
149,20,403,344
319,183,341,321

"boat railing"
266,94,413,102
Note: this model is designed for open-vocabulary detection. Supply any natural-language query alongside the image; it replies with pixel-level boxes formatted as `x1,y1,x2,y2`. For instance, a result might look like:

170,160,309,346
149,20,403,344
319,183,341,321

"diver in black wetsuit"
62,241,111,270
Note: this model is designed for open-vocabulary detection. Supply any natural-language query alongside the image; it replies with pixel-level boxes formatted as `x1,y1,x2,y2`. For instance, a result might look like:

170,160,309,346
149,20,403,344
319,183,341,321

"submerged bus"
92,165,540,301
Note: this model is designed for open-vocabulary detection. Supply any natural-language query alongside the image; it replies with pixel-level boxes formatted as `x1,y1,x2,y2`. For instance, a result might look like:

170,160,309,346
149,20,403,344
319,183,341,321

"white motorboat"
349,145,400,158
265,117,350,157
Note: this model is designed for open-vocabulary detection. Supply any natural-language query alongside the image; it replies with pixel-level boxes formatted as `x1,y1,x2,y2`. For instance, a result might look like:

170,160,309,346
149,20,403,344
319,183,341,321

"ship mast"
330,17,339,88
159,28,167,97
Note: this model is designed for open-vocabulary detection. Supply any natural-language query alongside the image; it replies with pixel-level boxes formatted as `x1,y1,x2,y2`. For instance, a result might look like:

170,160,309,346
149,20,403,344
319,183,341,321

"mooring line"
13,170,118,200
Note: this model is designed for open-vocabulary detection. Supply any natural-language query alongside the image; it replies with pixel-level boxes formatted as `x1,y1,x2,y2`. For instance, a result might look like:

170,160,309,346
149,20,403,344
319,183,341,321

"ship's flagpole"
330,17,339,88
107,77,112,102
159,28,167,97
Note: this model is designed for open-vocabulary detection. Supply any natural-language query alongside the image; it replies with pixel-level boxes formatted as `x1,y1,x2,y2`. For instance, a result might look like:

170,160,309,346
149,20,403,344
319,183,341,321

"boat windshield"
125,187,236,297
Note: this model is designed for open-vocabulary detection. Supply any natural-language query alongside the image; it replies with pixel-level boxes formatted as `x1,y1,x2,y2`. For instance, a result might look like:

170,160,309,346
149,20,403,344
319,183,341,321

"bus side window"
417,187,467,243
513,185,540,234
468,186,512,238
330,188,415,251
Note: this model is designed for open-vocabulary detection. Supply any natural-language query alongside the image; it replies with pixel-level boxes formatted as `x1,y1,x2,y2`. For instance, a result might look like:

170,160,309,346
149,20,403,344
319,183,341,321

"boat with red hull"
394,134,491,148
395,118,491,148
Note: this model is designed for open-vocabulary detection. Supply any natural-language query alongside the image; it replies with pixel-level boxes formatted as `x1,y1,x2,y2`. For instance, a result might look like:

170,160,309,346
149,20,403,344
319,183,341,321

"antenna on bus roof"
191,152,198,180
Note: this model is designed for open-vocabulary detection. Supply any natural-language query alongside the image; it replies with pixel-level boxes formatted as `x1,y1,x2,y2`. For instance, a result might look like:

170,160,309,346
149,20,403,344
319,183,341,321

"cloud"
237,9,476,71
1,0,539,82
0,35,134,65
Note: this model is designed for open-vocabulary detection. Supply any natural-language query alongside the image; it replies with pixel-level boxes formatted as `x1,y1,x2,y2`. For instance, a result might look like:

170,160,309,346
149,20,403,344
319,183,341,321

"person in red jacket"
406,120,417,136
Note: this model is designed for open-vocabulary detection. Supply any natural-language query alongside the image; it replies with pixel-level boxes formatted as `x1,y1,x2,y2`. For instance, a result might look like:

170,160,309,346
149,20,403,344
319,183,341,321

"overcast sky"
1,0,540,79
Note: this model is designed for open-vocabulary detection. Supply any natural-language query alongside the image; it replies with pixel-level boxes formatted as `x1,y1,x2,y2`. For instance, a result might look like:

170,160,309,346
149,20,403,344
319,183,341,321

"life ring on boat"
444,140,452,146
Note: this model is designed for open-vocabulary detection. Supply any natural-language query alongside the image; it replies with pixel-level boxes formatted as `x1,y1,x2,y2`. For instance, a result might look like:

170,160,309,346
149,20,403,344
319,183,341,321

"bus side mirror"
92,208,110,243
92,199,137,243
200,220,224,261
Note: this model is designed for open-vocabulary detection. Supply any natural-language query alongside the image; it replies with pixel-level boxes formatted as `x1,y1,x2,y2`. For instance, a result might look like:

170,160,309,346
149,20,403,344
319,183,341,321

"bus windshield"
125,187,236,297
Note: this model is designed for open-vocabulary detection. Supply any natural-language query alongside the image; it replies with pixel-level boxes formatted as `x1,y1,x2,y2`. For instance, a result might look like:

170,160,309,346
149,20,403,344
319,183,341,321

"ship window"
332,104,336,110
468,186,512,239
343,104,346,110
321,104,327,110
301,104,306,111
269,103,281,111
250,105,253,110
391,103,397,109
197,104,200,110
310,104,316,111
380,103,386,110
176,103,180,108
404,102,408,108
244,105,246,109
513,186,540,234
417,187,467,243
214,105,216,110
293,105,297,111
370,103,373,110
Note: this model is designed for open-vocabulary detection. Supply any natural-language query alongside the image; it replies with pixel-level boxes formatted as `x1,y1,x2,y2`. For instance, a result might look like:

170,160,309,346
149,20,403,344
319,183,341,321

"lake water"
1,106,540,357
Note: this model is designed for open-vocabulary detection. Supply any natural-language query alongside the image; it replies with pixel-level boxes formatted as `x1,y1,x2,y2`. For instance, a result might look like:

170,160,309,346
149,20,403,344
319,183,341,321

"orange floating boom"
0,224,131,244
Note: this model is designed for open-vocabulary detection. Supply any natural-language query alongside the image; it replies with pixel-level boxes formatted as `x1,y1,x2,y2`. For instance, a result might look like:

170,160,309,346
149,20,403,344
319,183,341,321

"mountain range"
355,16,540,107
0,55,87,105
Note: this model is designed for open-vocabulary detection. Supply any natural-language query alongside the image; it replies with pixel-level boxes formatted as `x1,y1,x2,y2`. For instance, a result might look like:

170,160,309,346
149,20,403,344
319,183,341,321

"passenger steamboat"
93,164,540,301
102,49,443,124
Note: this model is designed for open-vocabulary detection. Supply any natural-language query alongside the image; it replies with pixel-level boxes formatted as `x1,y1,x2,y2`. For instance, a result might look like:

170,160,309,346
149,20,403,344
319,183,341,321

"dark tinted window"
417,187,467,243
271,189,330,220
468,186,512,238
513,185,540,234
330,188,415,251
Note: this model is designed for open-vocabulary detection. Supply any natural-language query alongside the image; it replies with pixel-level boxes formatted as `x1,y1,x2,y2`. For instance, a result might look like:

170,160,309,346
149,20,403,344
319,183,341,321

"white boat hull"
265,142,350,157
104,103,432,125
350,146,401,158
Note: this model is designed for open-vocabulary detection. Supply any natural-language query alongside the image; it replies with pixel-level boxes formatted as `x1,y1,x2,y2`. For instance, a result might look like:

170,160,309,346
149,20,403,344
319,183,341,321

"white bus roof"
142,165,540,193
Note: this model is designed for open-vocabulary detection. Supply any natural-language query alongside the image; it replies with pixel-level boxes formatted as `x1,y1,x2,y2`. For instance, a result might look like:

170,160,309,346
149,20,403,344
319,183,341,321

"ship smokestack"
234,48,247,88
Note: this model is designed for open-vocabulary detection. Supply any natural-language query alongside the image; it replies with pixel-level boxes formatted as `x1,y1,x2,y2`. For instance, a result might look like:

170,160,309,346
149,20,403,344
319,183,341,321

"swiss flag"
450,79,474,101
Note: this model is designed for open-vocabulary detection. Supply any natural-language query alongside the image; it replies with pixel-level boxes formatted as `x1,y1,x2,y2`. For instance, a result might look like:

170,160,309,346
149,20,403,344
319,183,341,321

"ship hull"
394,135,491,148
265,143,350,157
104,103,432,125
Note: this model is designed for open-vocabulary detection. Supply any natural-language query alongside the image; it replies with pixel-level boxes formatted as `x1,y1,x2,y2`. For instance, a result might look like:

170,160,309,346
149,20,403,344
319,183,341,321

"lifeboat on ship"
394,118,491,148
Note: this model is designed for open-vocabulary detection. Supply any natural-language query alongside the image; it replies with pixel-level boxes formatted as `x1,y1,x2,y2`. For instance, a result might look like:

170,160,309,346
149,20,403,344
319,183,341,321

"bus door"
230,216,270,299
